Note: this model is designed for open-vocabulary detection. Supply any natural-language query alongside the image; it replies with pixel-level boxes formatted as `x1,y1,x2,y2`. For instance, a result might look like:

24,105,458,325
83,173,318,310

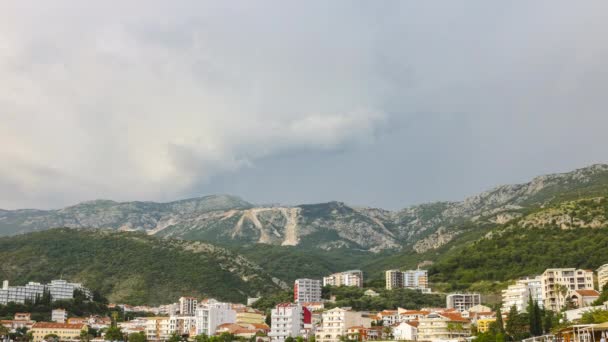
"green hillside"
0,229,283,305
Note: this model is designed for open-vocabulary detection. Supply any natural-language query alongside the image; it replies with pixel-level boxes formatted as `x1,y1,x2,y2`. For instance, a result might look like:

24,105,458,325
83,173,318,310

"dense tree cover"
0,294,108,321
251,291,294,312
0,229,281,305
580,309,608,324
430,226,608,291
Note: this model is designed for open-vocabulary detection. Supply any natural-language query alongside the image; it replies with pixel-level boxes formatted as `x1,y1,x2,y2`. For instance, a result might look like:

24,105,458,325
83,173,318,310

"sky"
1,1,608,210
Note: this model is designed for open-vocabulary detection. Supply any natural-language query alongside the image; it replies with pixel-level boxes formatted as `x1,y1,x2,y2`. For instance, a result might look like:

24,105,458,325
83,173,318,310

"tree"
0,325,10,338
527,294,542,336
194,334,210,342
80,329,92,342
556,284,569,310
167,333,181,342
543,310,554,333
44,334,60,342
128,332,147,342
104,326,124,341
265,314,272,327
285,337,295,342
495,307,505,334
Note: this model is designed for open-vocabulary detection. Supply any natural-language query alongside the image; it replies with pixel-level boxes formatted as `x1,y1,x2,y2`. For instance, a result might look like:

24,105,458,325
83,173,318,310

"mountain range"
1,164,607,254
1,164,607,304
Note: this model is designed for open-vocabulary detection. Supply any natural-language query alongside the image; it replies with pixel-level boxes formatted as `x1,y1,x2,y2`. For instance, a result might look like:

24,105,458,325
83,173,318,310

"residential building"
294,279,322,303
0,280,92,305
31,322,88,342
541,268,595,311
268,303,311,342
502,276,544,312
476,318,496,333
179,297,198,316
598,264,608,291
393,321,418,341
376,310,399,326
315,307,372,342
195,299,236,336
235,308,266,325
569,289,600,308
398,309,430,322
386,270,404,290
446,293,481,312
145,317,171,341
52,309,67,323
404,269,429,291
323,271,363,288
417,312,471,342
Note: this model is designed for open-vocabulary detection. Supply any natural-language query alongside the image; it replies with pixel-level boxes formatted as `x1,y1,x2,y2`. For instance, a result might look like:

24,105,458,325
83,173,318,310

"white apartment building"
393,321,418,341
268,303,311,342
0,280,92,305
323,271,363,288
597,264,608,291
315,308,372,342
446,293,481,312
294,279,322,303
501,276,544,312
404,269,429,290
51,309,67,323
385,270,404,290
541,268,595,311
195,299,236,336
179,297,198,316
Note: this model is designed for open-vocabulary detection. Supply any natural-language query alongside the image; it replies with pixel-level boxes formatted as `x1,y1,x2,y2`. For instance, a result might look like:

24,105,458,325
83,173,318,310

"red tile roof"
574,289,600,297
33,322,86,329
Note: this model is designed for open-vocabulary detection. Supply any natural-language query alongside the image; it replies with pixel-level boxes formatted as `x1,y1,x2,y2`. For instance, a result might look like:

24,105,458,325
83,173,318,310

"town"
1,265,607,342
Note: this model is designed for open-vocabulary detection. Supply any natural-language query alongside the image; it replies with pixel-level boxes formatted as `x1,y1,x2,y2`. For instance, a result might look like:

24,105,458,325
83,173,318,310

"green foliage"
505,306,530,341
104,327,124,341
430,226,608,291
127,332,147,342
580,309,608,324
528,295,543,337
0,228,281,305
0,296,108,321
251,290,294,312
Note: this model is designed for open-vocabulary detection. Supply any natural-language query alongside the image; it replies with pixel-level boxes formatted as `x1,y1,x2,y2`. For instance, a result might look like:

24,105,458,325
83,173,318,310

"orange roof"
347,326,366,330
406,321,419,328
249,323,270,330
33,322,86,329
400,310,430,315
575,289,600,297
439,313,469,323
233,328,257,335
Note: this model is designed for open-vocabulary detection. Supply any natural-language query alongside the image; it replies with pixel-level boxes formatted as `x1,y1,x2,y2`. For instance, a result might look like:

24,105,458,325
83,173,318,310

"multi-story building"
541,268,595,311
195,299,236,336
323,271,363,288
31,322,88,342
417,312,471,342
477,318,497,333
501,276,544,312
268,303,311,342
146,317,171,341
385,270,404,290
0,280,92,305
51,309,67,323
597,264,608,291
179,297,198,316
315,308,372,342
404,269,429,291
294,279,322,303
235,308,266,325
446,293,481,312
385,269,430,292
393,321,418,341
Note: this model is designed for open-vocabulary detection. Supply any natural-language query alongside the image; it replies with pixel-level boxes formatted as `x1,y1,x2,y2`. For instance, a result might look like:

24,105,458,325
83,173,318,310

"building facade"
541,268,595,311
195,299,236,336
385,270,404,290
598,264,608,291
268,303,311,342
0,280,92,305
294,279,322,303
52,309,67,323
179,297,198,316
31,322,87,342
417,313,471,342
446,293,481,312
501,276,544,312
323,271,363,288
404,270,429,291
315,308,372,342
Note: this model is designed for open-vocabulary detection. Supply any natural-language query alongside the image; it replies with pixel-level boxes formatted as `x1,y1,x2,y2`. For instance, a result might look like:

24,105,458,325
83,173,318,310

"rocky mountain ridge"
1,164,607,252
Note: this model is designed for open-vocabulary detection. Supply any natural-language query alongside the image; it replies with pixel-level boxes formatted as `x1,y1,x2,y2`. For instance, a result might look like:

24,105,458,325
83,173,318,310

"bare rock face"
1,164,607,253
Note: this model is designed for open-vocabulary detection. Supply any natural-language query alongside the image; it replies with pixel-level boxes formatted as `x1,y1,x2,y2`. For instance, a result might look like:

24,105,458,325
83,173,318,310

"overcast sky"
1,1,607,210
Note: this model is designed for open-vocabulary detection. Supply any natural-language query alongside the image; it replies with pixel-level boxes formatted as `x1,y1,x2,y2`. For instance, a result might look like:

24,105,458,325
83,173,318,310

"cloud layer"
1,1,608,209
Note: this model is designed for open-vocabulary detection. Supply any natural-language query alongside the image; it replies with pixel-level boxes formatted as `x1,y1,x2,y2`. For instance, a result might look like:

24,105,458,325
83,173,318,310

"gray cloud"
1,1,607,209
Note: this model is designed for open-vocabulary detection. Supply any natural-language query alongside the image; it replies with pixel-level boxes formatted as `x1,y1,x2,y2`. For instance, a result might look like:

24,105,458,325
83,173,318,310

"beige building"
315,308,371,342
417,312,471,342
386,270,404,290
541,268,595,311
236,308,266,325
323,271,363,288
501,276,543,312
598,264,608,291
31,322,88,342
